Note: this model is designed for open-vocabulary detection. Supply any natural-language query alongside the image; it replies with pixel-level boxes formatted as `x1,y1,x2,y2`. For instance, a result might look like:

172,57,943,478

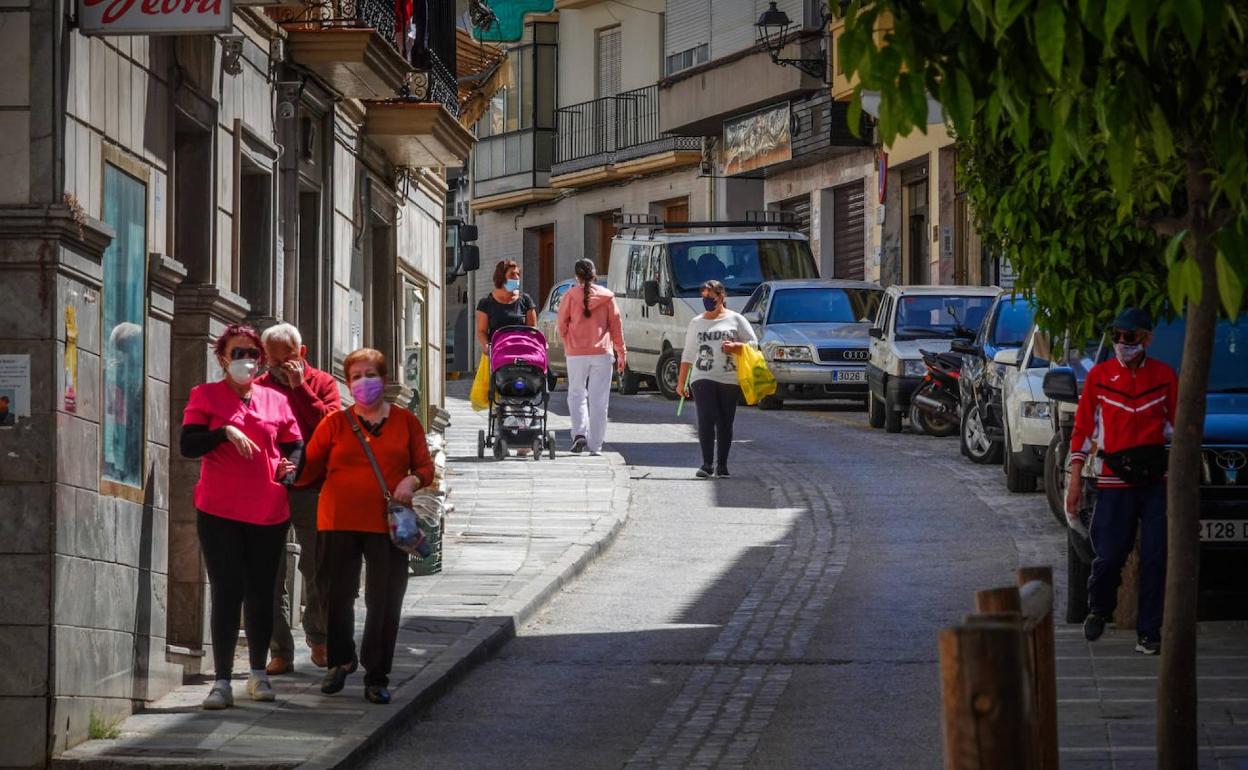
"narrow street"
365,390,1065,769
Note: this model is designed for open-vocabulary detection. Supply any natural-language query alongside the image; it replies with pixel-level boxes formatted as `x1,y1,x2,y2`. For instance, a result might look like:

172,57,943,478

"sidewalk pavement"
1057,621,1248,769
56,384,629,769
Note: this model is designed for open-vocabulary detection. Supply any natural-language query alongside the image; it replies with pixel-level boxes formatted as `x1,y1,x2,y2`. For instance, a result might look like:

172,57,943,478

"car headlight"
1022,401,1051,419
903,359,927,378
770,346,813,362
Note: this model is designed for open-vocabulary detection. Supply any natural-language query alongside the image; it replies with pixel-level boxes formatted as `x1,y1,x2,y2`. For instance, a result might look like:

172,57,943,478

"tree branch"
1136,213,1188,238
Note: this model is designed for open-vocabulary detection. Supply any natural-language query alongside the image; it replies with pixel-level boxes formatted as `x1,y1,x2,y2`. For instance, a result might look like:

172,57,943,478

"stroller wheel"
477,429,485,459
493,437,507,461
531,437,543,460
546,431,556,460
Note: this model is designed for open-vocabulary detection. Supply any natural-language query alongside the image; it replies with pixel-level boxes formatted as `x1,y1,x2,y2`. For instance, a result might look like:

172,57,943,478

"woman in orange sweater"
297,348,434,704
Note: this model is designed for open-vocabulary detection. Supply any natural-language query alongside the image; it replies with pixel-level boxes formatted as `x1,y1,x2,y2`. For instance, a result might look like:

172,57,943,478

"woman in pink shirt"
180,324,303,710
556,259,626,455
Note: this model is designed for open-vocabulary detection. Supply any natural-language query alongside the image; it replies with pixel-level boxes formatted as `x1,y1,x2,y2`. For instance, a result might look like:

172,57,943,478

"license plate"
833,370,866,383
1200,520,1248,542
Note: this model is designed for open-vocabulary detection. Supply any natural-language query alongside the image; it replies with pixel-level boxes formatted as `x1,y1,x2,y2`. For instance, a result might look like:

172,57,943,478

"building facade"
0,0,471,762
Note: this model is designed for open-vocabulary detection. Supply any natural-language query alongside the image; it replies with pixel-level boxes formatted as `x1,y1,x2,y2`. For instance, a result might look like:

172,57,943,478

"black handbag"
344,410,431,557
1099,444,1167,486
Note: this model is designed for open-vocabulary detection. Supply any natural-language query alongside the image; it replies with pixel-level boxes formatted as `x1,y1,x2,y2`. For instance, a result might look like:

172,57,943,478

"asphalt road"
364,388,1064,769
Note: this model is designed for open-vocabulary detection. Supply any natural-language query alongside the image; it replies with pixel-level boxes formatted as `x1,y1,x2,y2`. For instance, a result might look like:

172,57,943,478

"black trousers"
692,379,741,469
1089,484,1167,638
318,530,410,686
197,511,288,680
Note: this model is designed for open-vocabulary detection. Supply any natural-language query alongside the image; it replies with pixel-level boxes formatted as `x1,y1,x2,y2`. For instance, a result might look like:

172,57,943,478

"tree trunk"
1157,152,1219,769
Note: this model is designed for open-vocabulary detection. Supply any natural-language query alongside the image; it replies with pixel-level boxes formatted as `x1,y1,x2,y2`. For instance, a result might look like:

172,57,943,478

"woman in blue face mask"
476,259,538,353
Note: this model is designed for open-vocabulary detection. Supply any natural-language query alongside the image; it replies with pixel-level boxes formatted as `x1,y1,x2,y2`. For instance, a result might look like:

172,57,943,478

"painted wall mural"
722,103,793,176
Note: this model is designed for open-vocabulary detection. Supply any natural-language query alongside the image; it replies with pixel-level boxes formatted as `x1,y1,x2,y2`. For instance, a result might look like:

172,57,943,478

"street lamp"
754,1,828,81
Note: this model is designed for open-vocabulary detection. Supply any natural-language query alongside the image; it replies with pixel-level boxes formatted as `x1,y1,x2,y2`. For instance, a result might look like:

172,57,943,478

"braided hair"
574,258,596,318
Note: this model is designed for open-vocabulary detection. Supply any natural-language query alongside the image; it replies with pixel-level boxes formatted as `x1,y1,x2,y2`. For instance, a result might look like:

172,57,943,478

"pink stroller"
476,326,556,461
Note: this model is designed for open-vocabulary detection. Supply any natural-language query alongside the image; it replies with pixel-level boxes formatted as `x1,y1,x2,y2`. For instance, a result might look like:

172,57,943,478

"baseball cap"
1110,307,1153,332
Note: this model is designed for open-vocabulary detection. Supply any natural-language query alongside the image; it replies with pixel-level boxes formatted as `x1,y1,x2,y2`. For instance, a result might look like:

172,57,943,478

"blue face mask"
702,296,719,312
505,279,521,292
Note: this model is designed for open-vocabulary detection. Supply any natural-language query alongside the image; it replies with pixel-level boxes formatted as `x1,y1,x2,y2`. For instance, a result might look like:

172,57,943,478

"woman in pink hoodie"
556,259,626,455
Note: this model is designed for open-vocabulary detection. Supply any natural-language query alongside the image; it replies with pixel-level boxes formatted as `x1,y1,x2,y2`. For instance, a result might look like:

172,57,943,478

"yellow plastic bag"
735,344,777,405
470,353,490,411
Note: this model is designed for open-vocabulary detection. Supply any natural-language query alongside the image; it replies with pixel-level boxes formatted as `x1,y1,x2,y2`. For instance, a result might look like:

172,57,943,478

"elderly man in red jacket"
257,323,342,672
1066,308,1177,656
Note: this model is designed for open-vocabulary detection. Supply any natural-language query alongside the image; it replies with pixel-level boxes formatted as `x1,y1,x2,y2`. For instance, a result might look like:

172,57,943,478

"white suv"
867,285,1001,433
994,325,1055,494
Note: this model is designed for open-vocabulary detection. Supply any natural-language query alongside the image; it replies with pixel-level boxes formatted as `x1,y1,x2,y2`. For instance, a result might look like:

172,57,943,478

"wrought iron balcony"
553,85,702,177
405,47,460,117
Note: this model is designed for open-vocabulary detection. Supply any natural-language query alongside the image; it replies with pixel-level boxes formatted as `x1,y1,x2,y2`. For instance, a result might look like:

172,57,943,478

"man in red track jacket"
257,323,343,673
1066,308,1177,655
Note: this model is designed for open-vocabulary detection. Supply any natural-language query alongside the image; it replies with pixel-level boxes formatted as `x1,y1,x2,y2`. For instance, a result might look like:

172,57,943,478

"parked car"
740,279,883,409
607,220,820,399
953,293,1036,464
867,285,1001,433
994,324,1056,495
1044,314,1248,621
536,277,607,391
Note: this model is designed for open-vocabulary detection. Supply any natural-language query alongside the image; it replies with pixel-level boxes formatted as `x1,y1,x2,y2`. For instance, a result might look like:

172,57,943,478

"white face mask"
1114,342,1144,365
227,359,257,385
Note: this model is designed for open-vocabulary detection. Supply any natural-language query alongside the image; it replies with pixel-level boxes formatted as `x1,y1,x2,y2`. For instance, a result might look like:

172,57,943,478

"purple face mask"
350,375,385,406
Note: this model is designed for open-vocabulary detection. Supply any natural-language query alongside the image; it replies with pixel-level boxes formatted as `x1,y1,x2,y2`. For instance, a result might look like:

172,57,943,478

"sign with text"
79,0,231,35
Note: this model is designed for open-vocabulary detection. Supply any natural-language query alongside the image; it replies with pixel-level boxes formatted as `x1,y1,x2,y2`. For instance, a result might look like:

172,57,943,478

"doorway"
537,225,555,304
904,179,929,285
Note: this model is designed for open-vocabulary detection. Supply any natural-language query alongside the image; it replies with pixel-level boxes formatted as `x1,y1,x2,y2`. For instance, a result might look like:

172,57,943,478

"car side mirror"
993,348,1021,366
744,310,763,325
1043,367,1080,404
643,280,660,307
950,339,979,356
868,328,884,340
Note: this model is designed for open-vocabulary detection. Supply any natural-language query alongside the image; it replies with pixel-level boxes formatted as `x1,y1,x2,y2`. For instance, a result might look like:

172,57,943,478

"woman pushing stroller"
556,259,625,456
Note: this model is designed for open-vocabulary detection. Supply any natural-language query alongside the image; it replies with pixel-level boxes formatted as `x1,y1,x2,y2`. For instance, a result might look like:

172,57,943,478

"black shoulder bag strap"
344,409,392,504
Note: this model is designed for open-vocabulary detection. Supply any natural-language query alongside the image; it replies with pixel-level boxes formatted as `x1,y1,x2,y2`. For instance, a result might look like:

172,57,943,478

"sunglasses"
230,347,262,361
1110,331,1145,344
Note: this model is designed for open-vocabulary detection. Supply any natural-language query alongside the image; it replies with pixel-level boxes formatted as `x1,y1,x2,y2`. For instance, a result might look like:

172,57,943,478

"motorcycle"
909,348,964,437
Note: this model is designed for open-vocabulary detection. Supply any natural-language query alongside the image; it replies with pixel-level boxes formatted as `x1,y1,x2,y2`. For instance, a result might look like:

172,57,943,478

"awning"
455,28,507,129
860,90,945,126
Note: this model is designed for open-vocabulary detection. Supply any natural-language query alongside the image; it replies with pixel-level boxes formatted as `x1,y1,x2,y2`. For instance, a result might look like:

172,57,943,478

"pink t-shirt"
182,380,301,525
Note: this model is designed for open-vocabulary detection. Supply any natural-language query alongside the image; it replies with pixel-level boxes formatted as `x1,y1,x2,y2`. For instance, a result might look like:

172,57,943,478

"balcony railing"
407,48,460,117
300,0,398,48
553,85,701,175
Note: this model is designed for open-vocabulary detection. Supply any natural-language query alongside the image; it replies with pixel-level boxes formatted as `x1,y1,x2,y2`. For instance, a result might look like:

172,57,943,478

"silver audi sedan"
741,279,884,410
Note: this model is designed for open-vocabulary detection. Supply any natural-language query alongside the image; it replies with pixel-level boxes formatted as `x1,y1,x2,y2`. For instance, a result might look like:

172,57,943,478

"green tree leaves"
1036,0,1067,80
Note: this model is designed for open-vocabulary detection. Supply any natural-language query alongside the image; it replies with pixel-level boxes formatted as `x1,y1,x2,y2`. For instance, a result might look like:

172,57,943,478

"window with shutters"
596,26,622,99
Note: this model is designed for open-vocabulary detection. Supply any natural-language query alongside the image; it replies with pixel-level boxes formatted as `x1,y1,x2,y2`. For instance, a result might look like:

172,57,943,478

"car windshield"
895,295,995,340
992,296,1035,347
670,239,818,296
1145,316,1248,393
767,288,883,324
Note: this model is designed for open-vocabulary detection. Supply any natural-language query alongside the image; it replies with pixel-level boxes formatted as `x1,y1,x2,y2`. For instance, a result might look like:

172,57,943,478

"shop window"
238,161,274,318
101,163,148,491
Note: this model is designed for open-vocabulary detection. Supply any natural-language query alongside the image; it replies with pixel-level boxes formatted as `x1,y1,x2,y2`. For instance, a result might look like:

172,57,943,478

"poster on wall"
79,0,232,36
0,354,31,426
723,103,793,176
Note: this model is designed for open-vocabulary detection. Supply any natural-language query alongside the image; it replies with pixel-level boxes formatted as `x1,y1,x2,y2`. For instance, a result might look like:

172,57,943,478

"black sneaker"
696,465,714,479
571,436,587,454
715,467,730,478
1135,636,1161,655
1083,613,1106,641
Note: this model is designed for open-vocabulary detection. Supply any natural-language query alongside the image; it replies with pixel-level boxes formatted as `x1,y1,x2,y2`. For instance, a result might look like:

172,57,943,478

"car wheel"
656,349,680,401
1044,433,1069,527
758,394,783,410
1066,533,1091,623
868,392,885,428
619,366,640,395
884,391,903,433
1004,440,1038,493
961,404,1003,464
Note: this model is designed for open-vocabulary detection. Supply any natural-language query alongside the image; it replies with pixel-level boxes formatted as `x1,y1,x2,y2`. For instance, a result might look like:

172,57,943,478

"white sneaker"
589,449,602,456
246,675,276,702
202,683,234,710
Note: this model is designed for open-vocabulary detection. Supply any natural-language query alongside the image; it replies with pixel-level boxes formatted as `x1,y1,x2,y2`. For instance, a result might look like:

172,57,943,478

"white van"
606,220,819,399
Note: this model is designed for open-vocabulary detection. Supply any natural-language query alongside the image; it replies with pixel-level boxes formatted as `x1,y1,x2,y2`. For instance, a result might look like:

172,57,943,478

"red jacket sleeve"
1163,363,1179,437
287,369,342,436
1069,366,1098,466
295,411,337,487
407,411,436,489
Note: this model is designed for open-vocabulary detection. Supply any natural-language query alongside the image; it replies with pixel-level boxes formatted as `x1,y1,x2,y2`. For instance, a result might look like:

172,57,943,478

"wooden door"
538,226,555,305
663,199,688,233
597,214,618,274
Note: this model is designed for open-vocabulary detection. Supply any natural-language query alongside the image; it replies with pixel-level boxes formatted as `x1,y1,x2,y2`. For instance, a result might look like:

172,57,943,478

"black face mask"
703,296,719,312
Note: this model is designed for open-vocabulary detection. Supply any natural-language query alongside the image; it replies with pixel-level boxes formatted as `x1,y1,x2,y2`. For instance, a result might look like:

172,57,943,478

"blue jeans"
1088,484,1167,638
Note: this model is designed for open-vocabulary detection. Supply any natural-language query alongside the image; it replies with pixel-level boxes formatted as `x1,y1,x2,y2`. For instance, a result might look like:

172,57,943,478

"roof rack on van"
613,210,801,235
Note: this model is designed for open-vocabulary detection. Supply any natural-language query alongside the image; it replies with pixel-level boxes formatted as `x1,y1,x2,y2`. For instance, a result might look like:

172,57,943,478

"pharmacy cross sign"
79,0,231,35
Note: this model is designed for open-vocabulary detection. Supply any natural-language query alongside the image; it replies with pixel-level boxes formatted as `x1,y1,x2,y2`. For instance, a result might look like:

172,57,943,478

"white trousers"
566,353,614,452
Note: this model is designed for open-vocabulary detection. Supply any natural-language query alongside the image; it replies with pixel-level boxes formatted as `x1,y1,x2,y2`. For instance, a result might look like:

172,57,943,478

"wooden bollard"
939,623,1031,770
1019,566,1058,770
976,585,1022,615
